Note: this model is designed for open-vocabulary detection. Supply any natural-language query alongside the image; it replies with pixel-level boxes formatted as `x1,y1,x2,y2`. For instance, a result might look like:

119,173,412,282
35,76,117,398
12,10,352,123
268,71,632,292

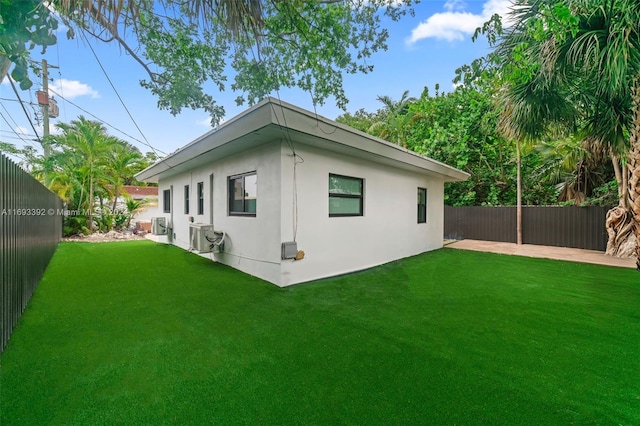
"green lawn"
1,241,638,425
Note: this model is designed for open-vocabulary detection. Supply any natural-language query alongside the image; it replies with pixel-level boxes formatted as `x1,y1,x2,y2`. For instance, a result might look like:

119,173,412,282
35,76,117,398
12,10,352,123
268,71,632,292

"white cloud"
407,0,511,44
444,0,466,12
15,126,30,135
50,79,100,99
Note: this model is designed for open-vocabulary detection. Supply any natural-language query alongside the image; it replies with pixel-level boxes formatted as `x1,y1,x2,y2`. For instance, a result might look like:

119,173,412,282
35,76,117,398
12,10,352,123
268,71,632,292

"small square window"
418,187,427,223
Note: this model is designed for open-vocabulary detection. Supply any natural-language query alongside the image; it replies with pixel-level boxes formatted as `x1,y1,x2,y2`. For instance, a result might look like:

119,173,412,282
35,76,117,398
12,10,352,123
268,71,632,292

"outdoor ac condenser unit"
190,223,214,253
151,217,167,235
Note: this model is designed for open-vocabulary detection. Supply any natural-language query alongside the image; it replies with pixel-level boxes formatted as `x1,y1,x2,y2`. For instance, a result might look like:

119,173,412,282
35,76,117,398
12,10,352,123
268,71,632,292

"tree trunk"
611,151,622,199
112,183,119,212
605,152,635,258
629,85,640,271
88,175,94,233
516,139,522,245
605,206,635,258
622,163,629,209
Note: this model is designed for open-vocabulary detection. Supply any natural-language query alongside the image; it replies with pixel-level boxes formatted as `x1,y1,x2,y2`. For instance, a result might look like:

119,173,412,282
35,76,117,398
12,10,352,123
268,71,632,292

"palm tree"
368,90,417,147
105,141,144,211
493,0,640,266
50,117,111,232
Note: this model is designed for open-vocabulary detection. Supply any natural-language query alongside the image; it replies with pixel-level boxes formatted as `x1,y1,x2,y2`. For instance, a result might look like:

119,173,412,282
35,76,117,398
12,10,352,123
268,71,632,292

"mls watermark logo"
1,208,91,217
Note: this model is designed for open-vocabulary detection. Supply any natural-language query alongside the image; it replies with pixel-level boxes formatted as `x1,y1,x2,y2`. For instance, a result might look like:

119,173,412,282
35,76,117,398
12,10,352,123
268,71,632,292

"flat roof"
135,97,470,183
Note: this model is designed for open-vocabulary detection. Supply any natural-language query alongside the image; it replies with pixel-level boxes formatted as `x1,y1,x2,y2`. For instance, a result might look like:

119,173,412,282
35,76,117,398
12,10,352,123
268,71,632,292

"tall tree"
49,117,112,232
486,0,639,263
1,0,416,124
105,141,145,211
368,90,417,147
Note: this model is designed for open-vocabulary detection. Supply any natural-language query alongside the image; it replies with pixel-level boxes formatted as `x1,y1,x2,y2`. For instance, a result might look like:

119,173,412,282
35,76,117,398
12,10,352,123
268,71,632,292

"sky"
0,0,511,161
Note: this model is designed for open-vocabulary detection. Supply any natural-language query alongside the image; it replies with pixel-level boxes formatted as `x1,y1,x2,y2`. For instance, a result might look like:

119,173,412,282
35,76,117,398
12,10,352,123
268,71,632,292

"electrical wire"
6,77,41,142
47,88,167,156
78,30,163,158
0,111,34,147
269,91,304,242
54,39,68,121
0,97,30,103
0,103,32,142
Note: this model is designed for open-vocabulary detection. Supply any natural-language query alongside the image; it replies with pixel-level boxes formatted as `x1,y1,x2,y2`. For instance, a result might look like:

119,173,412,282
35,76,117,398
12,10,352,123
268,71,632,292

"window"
418,187,427,223
184,185,190,214
329,174,363,217
197,182,204,215
228,172,257,216
163,189,171,213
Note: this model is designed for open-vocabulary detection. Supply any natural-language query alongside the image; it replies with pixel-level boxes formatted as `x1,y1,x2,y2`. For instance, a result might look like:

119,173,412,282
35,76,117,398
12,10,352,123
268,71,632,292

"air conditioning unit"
151,217,167,235
210,231,226,253
190,223,214,253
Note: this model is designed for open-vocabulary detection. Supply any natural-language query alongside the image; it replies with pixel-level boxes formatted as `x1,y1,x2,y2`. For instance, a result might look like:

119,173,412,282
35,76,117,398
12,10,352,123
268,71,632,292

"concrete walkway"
445,239,636,269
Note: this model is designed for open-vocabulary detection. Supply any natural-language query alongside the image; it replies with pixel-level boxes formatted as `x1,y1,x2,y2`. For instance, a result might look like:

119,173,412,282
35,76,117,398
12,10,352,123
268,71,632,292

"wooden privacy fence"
444,206,609,251
1,153,62,353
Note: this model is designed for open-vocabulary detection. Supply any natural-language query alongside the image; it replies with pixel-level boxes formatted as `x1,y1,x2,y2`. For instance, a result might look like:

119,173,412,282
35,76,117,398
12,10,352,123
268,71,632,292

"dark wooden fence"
1,153,62,353
444,206,609,251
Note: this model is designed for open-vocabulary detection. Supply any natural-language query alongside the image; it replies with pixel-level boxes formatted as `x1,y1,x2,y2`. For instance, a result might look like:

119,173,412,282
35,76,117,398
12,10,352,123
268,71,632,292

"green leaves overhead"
2,0,416,125
134,0,414,124
0,0,59,89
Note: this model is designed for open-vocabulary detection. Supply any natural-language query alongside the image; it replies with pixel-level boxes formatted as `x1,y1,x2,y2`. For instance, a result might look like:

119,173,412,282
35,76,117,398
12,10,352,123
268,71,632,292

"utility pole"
40,59,59,157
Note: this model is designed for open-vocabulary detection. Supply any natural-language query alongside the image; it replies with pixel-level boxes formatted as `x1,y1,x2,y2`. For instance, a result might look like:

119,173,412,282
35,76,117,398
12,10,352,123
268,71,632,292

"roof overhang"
135,97,470,183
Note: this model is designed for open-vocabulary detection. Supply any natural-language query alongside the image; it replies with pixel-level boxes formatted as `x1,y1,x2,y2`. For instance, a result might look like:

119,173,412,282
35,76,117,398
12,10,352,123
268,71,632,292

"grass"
1,240,638,425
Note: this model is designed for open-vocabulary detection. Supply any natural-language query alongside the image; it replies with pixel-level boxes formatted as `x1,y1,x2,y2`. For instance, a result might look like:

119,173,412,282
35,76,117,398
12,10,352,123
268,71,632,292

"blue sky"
0,0,510,159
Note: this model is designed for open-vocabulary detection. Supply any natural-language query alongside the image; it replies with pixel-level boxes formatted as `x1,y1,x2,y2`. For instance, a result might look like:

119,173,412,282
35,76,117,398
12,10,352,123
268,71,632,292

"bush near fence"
444,206,608,251
1,153,62,352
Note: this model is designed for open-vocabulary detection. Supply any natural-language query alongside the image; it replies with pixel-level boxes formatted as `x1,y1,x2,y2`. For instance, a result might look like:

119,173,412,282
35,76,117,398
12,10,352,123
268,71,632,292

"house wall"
156,141,283,284
155,139,446,287
113,196,158,226
279,143,445,286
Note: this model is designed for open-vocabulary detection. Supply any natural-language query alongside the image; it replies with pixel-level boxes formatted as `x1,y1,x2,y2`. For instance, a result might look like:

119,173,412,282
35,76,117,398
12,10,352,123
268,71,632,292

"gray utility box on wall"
281,242,297,260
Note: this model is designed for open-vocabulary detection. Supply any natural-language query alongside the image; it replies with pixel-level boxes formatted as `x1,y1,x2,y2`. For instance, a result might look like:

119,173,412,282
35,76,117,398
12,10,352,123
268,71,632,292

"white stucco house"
135,98,469,286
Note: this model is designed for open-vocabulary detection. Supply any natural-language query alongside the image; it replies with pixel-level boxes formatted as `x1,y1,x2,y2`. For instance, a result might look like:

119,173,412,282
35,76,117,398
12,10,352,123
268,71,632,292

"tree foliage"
1,0,416,125
0,0,61,89
338,81,567,207
24,117,153,235
485,0,640,260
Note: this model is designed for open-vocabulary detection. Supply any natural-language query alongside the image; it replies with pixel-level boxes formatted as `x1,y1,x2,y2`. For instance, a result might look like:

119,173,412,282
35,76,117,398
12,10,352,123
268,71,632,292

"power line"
6,76,41,142
48,88,167,156
55,39,68,121
0,97,34,104
78,30,163,157
0,111,34,146
1,102,26,131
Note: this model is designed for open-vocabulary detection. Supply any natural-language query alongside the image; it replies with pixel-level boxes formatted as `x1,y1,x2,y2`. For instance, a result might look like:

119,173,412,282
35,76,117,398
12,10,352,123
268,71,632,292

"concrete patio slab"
445,239,636,269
